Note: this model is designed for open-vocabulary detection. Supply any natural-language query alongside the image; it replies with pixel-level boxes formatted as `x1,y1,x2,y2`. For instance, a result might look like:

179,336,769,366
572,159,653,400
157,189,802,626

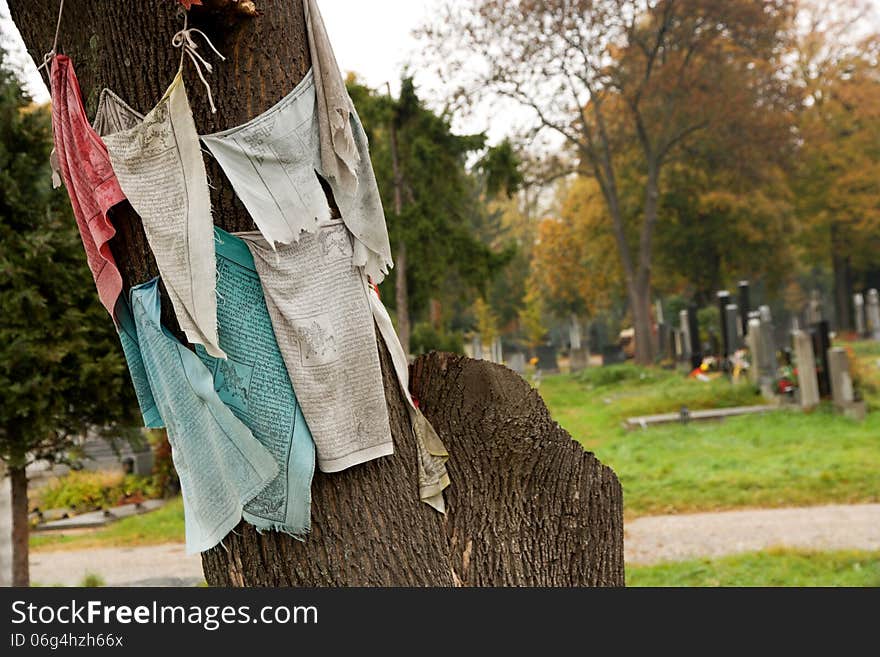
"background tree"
530,178,623,330
347,76,516,352
0,47,137,586
793,2,880,328
422,0,796,364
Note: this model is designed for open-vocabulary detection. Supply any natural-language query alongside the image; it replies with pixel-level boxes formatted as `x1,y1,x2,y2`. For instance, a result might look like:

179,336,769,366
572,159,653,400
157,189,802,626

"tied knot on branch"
178,0,258,18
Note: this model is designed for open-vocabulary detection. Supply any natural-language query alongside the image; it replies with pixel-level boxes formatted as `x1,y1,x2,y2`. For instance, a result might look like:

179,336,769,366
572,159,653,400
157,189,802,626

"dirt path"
29,503,880,584
625,503,880,565
30,544,203,587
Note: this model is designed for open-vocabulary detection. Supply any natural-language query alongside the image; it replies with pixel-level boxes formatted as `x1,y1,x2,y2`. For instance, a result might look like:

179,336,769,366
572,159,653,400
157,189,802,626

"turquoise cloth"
129,279,279,554
116,298,163,429
194,228,315,538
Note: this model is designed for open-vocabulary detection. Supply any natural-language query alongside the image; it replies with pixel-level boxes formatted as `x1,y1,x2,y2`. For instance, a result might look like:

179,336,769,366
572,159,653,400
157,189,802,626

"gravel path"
29,504,880,584
626,504,880,565
30,544,204,587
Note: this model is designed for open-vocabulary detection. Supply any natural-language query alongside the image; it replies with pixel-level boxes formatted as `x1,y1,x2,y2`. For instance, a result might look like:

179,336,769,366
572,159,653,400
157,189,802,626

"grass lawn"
540,341,880,517
30,496,185,552
628,549,880,587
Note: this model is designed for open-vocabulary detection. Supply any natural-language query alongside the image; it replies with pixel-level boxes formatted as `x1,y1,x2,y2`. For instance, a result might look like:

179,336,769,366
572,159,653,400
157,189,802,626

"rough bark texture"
11,0,624,587
10,466,28,587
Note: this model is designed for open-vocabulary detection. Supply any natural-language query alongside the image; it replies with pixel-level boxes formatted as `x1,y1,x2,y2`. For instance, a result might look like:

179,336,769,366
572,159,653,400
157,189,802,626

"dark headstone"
535,345,559,373
687,304,702,370
810,320,832,398
738,280,751,337
717,291,731,357
601,345,627,366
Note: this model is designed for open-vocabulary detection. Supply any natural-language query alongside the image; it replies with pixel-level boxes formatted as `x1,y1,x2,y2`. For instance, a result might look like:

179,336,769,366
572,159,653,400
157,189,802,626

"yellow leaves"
472,297,500,342
529,177,623,318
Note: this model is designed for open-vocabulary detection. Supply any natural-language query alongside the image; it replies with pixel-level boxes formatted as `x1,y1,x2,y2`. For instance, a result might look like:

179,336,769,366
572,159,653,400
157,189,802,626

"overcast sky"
0,0,510,137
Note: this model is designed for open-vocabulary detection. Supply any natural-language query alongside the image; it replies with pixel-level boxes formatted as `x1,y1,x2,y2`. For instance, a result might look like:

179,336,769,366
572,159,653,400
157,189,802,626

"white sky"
0,0,513,142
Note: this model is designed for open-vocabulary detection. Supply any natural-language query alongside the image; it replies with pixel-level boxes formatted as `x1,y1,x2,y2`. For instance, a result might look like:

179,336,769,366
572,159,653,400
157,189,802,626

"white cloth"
238,222,394,473
202,68,393,283
105,72,224,358
368,287,450,512
201,70,331,247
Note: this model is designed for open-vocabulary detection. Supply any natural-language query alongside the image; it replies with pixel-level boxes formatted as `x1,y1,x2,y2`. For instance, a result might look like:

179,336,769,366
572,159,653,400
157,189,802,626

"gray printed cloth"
238,222,394,473
104,72,224,358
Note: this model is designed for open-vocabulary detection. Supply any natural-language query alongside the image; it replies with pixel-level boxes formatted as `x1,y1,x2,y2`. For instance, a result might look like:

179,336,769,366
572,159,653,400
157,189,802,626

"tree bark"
10,466,28,587
11,0,624,587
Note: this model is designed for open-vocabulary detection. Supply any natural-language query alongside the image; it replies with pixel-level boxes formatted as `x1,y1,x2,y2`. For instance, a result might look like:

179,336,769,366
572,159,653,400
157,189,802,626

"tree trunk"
10,466,28,587
394,242,411,354
387,90,410,356
11,0,624,587
630,280,654,366
832,252,853,333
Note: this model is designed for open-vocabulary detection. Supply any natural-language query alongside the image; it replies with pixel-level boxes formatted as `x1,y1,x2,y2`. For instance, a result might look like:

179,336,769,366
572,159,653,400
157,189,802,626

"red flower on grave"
178,0,203,9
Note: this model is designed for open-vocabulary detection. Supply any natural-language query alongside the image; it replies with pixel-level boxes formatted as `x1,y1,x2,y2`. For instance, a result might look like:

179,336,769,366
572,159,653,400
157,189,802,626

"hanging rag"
200,70,331,247
305,0,394,282
115,298,163,429
48,55,127,320
237,222,394,473
194,228,315,538
129,279,278,553
368,287,451,513
202,71,393,283
104,71,225,358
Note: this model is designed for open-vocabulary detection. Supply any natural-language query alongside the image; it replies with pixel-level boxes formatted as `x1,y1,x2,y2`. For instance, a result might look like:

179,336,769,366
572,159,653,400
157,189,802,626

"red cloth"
50,55,127,320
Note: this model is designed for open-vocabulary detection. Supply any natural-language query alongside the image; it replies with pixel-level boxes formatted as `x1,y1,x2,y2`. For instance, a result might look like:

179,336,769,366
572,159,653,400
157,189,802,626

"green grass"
30,496,185,552
628,549,880,587
541,347,880,517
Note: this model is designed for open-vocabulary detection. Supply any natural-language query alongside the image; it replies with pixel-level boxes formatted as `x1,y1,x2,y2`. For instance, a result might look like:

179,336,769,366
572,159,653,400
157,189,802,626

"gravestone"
657,322,670,361
507,352,526,375
854,293,866,338
805,289,823,325
867,289,880,340
810,321,832,398
792,330,819,409
535,345,560,373
0,465,10,587
569,348,589,373
470,334,483,360
687,305,702,370
757,306,777,396
717,291,731,357
746,315,762,385
679,310,692,362
725,304,741,353
569,315,582,351
490,337,503,364
601,345,627,366
738,280,751,337
827,347,854,406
